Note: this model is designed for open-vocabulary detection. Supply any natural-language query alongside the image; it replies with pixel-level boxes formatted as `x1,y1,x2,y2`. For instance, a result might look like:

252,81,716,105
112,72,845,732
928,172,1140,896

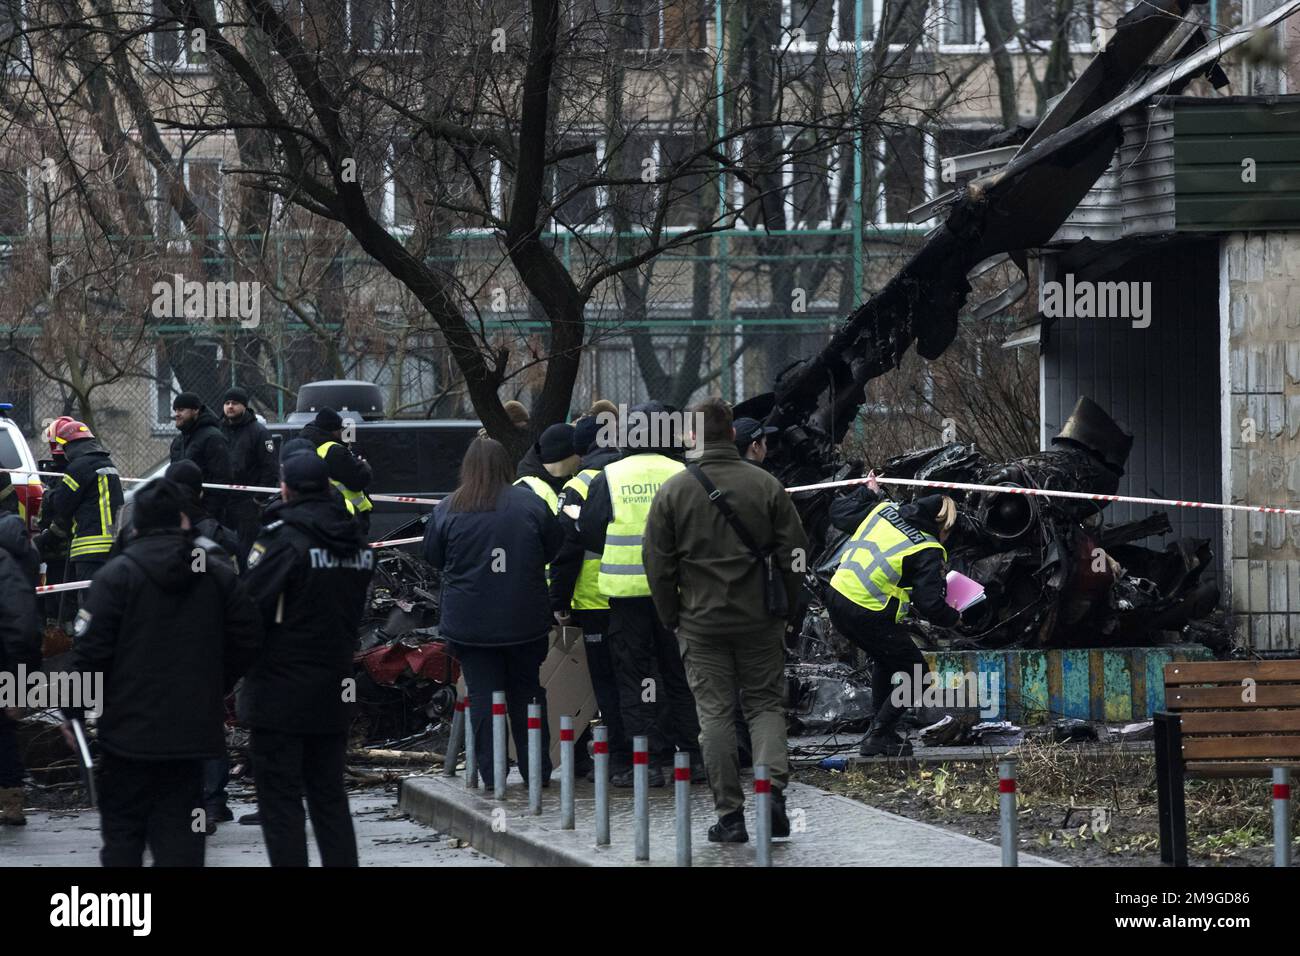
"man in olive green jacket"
643,398,809,843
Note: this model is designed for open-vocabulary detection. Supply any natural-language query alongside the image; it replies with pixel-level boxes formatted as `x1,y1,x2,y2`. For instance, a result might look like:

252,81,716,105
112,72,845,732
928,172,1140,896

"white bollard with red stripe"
444,695,466,778
527,702,543,815
492,691,507,800
674,751,691,866
633,736,649,861
593,724,610,846
559,715,575,829
999,759,1018,867
1274,767,1292,868
754,765,772,867
463,695,478,789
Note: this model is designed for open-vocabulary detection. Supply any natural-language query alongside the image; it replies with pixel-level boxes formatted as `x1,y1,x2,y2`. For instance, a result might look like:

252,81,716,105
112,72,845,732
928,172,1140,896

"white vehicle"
0,403,44,534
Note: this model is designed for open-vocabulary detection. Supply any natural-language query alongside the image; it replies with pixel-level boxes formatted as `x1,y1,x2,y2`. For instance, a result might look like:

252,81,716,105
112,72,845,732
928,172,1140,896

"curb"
398,775,596,867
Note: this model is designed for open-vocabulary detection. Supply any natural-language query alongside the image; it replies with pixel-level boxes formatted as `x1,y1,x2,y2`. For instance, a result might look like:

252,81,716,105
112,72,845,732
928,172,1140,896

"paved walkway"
0,791,501,867
400,770,1061,867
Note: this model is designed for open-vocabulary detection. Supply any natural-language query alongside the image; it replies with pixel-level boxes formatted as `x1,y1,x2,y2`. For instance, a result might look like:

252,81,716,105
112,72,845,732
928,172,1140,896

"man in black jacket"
826,480,960,756
64,479,261,866
219,387,278,556
170,392,233,523
240,453,375,867
300,408,373,534
0,513,41,826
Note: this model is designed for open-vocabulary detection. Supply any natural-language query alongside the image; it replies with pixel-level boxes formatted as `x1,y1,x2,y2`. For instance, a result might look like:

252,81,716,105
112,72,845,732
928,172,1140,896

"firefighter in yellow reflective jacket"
577,402,702,788
827,480,961,757
35,419,124,601
549,416,628,777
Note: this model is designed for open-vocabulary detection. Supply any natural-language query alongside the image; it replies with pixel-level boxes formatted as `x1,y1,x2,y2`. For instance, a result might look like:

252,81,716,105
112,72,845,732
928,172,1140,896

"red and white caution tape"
2,467,443,506
35,535,429,594
785,473,1300,518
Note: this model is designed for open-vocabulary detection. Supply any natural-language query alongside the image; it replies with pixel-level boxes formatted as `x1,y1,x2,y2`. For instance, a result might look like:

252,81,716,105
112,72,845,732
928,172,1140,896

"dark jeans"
98,752,205,867
574,609,631,771
251,729,357,867
606,597,701,766
0,710,22,788
452,636,551,790
827,589,928,723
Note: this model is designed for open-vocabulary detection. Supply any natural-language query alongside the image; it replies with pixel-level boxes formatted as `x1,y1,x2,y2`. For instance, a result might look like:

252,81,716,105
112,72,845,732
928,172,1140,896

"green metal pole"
852,0,865,303
853,0,866,442
716,0,732,401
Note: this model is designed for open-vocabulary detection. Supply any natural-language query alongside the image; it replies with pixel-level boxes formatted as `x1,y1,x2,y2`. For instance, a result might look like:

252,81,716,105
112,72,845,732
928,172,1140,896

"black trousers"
453,637,551,789
0,710,23,788
98,753,205,867
202,756,229,813
606,597,701,765
73,559,107,610
226,497,263,565
574,608,631,770
251,729,357,867
827,589,928,723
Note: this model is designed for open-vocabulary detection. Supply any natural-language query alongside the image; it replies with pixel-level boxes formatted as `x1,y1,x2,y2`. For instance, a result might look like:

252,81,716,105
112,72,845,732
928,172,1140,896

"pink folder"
945,570,986,612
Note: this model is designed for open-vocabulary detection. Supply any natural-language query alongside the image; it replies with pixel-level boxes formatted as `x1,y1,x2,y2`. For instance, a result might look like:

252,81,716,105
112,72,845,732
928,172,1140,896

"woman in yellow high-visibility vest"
826,476,961,757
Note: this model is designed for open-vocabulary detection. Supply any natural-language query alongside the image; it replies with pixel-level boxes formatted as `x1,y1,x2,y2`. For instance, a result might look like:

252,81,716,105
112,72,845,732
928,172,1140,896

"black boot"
708,810,749,843
858,699,912,757
771,788,790,839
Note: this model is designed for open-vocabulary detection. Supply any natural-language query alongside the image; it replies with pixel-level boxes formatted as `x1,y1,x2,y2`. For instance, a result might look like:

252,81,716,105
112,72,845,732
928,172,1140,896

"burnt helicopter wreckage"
736,0,1280,662
817,397,1223,652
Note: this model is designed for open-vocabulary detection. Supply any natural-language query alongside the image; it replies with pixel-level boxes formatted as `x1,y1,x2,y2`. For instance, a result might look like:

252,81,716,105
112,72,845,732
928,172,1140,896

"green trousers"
677,622,789,817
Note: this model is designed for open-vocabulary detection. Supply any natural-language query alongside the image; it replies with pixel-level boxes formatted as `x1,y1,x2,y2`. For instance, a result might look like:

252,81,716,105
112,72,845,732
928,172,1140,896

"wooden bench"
1154,660,1300,866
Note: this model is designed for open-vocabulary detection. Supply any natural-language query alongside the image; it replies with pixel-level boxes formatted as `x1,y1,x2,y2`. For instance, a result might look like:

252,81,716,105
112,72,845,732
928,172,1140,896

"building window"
150,0,213,71
551,135,604,229
0,165,29,240
1022,0,1094,48
1,0,28,73
786,0,874,46
784,130,842,230
874,125,930,227
154,157,224,247
349,0,419,53
621,0,707,50
940,0,983,47
383,138,418,235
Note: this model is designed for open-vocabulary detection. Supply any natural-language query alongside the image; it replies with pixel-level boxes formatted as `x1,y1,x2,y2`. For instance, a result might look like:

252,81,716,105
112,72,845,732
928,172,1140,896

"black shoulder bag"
687,464,788,618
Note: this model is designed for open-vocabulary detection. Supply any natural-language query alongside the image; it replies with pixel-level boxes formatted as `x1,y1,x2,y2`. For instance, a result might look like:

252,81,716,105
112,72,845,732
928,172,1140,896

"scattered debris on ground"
798,733,1298,866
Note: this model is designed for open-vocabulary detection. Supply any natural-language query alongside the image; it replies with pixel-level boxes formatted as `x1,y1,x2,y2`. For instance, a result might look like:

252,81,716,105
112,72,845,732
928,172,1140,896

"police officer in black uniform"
239,453,374,867
63,479,261,866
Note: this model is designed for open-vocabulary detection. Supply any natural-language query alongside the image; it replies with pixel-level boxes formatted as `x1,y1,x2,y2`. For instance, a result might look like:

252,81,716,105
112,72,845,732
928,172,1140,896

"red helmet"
44,416,74,456
52,418,93,448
